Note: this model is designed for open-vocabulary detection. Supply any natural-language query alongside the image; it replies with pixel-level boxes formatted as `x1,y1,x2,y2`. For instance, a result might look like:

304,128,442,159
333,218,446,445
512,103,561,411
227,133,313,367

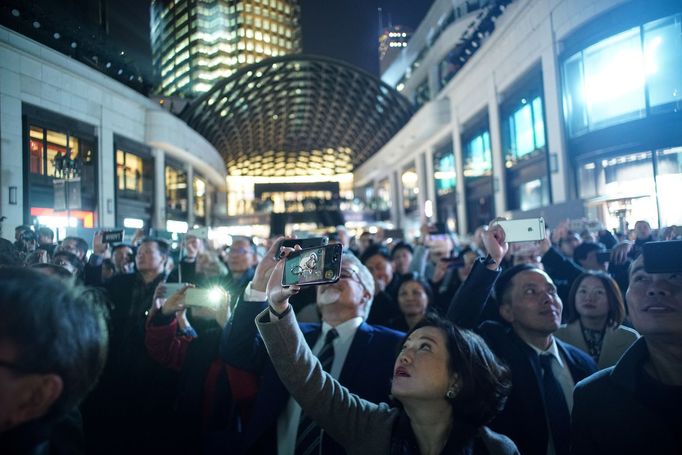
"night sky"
300,0,435,75
104,0,435,80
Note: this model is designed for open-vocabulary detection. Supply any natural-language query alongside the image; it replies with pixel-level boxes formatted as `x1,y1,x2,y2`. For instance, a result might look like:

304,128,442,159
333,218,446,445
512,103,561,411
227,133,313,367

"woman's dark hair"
0,268,108,422
403,314,511,431
566,271,625,327
397,273,434,308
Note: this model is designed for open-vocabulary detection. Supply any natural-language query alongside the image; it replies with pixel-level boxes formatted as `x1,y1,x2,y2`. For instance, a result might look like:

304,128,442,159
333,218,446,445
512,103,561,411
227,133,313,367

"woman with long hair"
556,271,639,369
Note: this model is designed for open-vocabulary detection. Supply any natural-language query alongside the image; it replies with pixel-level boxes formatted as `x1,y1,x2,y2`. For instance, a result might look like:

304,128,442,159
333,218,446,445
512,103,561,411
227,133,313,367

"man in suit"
571,250,682,454
221,241,404,454
447,224,596,455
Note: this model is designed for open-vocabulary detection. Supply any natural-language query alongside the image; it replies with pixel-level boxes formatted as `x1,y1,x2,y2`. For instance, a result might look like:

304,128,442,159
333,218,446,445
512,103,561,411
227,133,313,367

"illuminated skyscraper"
151,0,301,97
378,25,411,74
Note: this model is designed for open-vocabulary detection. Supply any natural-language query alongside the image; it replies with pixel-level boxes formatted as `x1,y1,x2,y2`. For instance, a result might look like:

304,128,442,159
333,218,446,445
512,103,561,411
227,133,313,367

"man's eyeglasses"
226,247,251,256
339,268,365,289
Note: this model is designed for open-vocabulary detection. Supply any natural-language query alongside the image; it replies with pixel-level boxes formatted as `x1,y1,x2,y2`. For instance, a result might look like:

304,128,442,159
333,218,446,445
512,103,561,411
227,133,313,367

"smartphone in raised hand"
496,217,546,243
282,244,343,287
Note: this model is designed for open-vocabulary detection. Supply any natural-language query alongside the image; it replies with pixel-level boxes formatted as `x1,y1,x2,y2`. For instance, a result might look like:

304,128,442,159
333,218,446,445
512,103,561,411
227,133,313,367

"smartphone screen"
282,244,342,287
102,230,124,244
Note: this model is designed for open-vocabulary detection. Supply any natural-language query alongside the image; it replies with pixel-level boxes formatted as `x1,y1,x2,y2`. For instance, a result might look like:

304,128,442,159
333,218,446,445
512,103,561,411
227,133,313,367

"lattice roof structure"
182,55,414,177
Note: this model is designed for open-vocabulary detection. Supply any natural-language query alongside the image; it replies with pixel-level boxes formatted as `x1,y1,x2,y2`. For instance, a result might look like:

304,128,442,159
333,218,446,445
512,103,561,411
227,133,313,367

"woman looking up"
256,251,518,455
556,271,638,369
387,275,434,332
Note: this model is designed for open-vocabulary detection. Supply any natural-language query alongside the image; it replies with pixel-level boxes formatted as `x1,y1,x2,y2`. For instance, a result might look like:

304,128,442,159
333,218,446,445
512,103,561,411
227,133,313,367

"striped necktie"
295,328,339,455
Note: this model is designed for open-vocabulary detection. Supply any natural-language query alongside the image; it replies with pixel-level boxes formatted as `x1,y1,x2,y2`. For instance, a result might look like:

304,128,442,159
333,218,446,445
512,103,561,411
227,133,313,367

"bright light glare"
644,35,662,75
208,287,224,303
123,217,144,229
401,171,418,186
584,48,644,107
166,220,189,234
424,200,433,219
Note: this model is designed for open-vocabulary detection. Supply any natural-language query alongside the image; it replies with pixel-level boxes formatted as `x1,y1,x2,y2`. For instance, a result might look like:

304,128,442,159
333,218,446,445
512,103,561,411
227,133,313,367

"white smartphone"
496,217,546,243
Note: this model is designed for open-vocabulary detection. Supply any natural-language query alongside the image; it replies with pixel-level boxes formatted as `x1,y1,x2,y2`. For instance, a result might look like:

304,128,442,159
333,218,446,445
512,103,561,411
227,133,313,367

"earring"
446,388,457,399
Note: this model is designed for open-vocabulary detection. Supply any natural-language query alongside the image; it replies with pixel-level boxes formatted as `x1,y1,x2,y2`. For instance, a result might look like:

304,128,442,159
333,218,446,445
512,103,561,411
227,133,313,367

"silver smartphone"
496,217,546,243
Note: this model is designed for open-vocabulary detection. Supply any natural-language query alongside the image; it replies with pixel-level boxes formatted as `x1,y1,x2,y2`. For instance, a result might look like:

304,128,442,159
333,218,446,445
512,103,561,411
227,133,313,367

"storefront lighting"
424,200,433,219
53,32,60,39
123,218,144,229
32,21,40,29
166,220,189,234
11,9,20,17
401,170,418,186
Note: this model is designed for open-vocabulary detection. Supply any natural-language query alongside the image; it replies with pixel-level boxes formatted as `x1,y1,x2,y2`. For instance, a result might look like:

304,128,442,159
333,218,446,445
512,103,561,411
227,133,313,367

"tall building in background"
151,0,301,98
378,25,412,74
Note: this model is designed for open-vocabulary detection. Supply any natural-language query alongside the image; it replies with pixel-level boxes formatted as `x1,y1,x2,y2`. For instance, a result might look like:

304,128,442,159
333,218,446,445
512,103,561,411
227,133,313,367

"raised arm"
446,223,507,329
144,284,195,371
259,258,393,450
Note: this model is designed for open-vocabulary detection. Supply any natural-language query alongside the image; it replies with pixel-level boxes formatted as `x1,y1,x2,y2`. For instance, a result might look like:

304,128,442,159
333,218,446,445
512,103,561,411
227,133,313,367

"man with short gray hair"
220,240,402,455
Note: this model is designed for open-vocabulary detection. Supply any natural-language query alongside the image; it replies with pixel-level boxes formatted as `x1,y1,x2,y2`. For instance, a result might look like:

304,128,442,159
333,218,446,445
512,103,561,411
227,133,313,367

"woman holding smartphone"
258,253,518,455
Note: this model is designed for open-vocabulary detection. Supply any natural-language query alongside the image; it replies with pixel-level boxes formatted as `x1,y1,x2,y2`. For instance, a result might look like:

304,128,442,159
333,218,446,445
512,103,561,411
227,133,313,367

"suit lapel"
338,323,373,386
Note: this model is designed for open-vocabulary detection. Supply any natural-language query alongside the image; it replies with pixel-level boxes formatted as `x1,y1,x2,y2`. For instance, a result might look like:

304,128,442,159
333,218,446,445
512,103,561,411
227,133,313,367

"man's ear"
13,374,63,426
499,302,514,324
362,289,372,305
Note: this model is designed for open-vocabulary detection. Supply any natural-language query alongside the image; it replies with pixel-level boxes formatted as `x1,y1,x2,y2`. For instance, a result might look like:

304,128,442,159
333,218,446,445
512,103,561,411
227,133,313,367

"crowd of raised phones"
0,218,680,454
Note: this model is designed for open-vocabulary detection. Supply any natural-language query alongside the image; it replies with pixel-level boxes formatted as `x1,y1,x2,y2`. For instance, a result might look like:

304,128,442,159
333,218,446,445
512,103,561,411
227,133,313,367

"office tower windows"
151,0,301,97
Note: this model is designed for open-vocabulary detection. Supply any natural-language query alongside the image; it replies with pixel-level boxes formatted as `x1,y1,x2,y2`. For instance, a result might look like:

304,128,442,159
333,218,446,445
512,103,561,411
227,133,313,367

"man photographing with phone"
220,239,404,454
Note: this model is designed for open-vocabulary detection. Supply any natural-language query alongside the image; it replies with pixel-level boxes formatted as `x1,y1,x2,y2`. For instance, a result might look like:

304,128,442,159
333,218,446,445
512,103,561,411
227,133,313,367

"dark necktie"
539,353,571,455
295,328,339,455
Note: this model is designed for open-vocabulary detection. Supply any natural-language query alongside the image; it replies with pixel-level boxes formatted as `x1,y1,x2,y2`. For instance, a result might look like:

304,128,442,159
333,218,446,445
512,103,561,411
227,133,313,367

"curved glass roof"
182,55,414,177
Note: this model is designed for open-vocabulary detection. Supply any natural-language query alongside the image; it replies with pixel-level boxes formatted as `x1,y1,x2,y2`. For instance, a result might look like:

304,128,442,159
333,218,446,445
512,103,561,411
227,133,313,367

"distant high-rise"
378,25,412,74
151,0,301,98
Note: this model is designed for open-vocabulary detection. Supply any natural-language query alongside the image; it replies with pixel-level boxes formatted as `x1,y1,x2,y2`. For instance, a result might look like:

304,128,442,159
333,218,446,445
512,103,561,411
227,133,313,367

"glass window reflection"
562,13,682,136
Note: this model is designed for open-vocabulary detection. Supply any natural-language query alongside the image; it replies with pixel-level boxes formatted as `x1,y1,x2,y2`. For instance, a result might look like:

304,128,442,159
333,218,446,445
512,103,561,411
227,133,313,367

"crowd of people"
0,217,680,454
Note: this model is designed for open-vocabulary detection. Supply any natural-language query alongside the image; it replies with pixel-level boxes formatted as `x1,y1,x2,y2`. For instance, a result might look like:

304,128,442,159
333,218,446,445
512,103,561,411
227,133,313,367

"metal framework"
182,55,414,177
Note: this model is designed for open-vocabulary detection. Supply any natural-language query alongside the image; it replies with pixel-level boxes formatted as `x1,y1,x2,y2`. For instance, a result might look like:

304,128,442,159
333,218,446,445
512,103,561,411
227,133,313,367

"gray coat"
256,308,519,455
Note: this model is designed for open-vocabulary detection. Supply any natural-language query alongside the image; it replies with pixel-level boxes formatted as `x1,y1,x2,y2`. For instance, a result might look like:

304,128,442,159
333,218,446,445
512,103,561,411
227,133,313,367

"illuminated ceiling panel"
182,55,414,177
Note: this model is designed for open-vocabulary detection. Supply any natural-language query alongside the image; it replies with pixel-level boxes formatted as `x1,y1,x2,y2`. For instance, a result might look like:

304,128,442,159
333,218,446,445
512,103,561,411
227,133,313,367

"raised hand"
485,219,509,269
160,284,193,316
266,247,301,313
252,236,285,292
93,231,109,256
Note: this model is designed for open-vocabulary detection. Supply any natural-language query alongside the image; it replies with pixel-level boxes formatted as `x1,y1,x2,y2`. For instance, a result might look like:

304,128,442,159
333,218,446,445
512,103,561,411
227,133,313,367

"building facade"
151,0,301,97
0,25,227,240
354,0,682,237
